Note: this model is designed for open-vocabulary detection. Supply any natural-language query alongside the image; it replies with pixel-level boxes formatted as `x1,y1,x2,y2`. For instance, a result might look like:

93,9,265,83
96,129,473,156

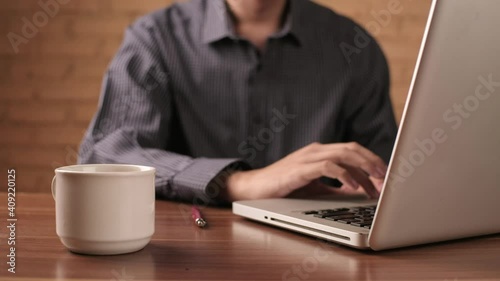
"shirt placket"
245,43,267,168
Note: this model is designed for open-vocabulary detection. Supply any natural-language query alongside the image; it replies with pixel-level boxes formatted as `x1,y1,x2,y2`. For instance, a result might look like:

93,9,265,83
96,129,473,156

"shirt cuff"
170,158,249,204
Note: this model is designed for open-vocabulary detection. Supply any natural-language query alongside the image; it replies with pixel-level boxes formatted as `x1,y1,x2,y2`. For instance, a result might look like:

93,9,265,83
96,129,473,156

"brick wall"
0,0,432,192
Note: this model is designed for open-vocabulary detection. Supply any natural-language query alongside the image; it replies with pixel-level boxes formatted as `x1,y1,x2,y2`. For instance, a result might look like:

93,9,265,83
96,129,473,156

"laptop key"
329,215,357,220
318,208,349,214
324,216,355,221
358,216,374,221
337,219,359,224
351,222,372,227
314,211,354,218
312,206,376,224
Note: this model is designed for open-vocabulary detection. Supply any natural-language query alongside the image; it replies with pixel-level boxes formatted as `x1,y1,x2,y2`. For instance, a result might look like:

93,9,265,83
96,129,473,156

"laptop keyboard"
303,205,376,229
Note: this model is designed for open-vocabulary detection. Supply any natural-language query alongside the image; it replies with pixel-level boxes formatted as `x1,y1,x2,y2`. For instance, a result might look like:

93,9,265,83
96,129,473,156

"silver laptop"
233,0,500,251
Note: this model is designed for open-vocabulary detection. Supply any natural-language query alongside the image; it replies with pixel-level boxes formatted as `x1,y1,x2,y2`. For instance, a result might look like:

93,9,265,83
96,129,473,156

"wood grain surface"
0,193,499,281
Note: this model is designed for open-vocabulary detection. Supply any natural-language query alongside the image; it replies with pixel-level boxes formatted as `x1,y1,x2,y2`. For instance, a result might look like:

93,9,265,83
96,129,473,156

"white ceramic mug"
52,164,156,255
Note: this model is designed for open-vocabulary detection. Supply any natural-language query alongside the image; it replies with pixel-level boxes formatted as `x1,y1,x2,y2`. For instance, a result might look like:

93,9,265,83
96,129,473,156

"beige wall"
0,0,432,192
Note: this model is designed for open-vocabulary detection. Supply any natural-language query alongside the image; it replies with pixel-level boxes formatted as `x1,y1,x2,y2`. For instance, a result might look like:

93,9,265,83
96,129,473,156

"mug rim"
55,164,155,176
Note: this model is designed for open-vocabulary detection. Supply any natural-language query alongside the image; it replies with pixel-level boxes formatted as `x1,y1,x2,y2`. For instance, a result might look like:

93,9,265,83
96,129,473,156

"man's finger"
300,161,359,190
307,149,384,178
303,142,387,178
342,165,380,199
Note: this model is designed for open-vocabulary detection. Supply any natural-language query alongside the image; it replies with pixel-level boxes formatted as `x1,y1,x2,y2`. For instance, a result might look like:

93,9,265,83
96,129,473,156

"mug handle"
51,176,56,200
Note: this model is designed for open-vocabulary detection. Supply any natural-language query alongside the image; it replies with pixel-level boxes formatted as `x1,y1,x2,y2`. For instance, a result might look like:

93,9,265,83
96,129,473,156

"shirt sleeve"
77,17,246,203
342,34,398,164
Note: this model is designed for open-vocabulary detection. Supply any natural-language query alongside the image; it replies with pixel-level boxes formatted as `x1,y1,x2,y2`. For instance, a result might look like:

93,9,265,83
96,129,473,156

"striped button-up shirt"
78,0,398,203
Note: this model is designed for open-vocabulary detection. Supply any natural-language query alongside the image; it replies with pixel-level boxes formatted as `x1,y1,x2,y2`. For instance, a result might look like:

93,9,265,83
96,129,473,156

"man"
78,0,397,204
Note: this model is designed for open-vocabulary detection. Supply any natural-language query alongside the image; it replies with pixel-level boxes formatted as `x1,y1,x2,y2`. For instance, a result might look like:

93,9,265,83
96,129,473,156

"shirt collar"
287,0,310,45
202,0,236,43
202,0,307,45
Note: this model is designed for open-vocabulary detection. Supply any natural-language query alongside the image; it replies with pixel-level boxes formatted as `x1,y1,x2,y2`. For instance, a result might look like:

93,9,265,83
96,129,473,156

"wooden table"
0,193,499,281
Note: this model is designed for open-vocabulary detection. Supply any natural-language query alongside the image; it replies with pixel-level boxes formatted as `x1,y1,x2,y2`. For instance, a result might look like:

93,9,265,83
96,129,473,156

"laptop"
233,0,500,251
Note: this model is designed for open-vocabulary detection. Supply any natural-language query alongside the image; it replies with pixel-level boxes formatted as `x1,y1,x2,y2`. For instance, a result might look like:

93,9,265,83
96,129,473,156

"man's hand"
224,142,387,201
